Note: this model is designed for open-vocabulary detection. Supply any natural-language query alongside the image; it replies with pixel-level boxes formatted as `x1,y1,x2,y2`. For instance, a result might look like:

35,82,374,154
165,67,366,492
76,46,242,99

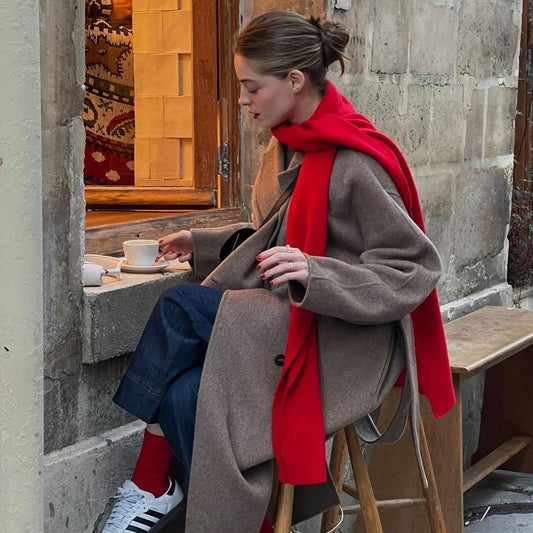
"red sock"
131,429,174,497
259,518,274,533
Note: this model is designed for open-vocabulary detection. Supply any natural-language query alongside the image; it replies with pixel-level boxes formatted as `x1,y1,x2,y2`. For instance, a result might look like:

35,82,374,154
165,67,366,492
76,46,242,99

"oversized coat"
184,138,442,532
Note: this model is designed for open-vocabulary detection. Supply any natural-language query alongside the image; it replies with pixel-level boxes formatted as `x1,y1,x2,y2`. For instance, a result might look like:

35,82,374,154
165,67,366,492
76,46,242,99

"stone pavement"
463,470,533,532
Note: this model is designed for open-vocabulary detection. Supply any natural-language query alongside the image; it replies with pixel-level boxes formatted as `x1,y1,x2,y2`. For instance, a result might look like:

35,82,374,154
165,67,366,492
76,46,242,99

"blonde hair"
234,11,349,93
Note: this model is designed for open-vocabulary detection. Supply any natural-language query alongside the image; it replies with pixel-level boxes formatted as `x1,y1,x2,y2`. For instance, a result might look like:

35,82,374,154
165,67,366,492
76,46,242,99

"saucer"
84,254,124,272
121,261,171,274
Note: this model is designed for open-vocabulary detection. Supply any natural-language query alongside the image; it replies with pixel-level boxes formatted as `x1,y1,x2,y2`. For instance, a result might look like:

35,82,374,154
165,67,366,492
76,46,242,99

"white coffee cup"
123,239,159,266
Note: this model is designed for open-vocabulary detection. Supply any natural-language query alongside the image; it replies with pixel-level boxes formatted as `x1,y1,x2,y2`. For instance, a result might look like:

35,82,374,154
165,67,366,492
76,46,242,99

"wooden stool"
274,419,446,533
365,305,533,532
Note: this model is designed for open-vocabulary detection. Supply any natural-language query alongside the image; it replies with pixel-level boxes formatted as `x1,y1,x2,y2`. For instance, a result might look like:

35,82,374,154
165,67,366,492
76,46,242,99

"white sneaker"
102,478,184,533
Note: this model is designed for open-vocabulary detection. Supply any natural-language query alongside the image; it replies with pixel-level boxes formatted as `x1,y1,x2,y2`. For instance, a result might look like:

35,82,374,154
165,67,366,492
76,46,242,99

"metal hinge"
217,142,229,181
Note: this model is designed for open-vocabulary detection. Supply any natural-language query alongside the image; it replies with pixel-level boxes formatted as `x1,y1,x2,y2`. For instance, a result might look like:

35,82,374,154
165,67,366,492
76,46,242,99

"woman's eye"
248,87,258,94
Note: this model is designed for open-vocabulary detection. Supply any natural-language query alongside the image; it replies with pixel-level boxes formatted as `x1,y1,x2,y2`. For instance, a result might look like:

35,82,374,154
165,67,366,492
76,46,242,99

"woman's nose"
238,88,249,107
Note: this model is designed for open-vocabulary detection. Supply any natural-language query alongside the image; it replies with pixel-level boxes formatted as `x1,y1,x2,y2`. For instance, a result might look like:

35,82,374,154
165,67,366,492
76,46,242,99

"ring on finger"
286,244,292,253
289,262,294,271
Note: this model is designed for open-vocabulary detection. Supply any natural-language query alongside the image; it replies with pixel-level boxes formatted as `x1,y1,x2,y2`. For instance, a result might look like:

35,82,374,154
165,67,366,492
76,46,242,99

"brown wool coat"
184,138,442,532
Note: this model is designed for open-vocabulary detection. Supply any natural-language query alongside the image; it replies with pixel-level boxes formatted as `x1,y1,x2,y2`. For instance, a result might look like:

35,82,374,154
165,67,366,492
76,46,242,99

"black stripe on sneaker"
126,525,151,533
125,514,159,532
145,509,165,519
134,515,157,527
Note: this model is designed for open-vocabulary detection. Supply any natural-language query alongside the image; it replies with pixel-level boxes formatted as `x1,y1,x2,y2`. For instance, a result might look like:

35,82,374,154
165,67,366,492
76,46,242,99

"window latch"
217,142,229,181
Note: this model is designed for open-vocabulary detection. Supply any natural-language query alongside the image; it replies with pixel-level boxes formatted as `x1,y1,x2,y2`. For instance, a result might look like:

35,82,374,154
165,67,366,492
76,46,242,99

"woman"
102,10,454,533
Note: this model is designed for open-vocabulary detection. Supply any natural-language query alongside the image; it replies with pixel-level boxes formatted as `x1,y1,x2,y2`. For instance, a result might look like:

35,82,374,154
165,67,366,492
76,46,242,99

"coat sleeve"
288,150,442,325
190,222,254,279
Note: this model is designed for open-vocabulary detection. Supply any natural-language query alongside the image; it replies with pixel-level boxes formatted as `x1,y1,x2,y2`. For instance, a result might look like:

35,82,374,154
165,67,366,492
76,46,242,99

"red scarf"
270,81,455,485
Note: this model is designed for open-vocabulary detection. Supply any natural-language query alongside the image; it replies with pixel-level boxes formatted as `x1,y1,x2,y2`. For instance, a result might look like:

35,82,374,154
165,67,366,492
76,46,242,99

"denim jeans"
113,284,224,476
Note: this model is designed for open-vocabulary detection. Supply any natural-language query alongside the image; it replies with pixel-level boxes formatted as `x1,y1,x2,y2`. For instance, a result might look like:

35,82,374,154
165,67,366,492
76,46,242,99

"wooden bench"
358,305,533,533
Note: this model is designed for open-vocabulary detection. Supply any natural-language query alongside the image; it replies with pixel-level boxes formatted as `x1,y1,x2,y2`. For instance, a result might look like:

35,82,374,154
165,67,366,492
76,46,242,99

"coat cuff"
191,223,253,279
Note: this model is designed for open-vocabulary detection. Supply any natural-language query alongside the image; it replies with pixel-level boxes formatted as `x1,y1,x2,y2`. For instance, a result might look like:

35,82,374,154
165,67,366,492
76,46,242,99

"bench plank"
445,306,533,375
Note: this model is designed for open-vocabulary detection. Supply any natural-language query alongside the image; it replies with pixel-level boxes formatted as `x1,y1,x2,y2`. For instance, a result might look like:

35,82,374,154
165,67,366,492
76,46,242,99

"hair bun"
310,16,349,73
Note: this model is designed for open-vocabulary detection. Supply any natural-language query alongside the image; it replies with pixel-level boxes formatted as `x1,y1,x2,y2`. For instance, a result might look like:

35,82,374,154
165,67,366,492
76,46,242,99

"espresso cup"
123,239,159,266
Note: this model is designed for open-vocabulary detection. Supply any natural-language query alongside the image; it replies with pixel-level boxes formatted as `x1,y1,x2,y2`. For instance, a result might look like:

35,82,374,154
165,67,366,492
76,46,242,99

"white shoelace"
104,486,149,532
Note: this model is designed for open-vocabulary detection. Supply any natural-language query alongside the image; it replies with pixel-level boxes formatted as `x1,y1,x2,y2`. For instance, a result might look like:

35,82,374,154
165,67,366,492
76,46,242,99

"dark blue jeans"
113,284,224,477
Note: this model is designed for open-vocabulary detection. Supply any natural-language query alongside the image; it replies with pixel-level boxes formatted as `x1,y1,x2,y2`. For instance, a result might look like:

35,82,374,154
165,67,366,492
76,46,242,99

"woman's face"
234,54,299,129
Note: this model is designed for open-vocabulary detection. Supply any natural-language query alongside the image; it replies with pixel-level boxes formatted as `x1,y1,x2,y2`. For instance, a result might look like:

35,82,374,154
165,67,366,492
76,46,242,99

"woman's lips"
253,113,260,119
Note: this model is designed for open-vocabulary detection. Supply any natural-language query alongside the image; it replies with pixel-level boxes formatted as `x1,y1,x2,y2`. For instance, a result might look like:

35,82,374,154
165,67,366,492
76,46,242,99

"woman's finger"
259,259,308,286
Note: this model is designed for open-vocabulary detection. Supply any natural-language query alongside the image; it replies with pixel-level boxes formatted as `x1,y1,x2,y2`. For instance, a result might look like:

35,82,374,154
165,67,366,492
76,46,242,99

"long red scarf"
270,81,455,485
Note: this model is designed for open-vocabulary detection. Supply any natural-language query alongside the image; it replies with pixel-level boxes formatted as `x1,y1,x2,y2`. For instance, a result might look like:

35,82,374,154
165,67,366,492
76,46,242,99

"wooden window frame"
85,0,244,255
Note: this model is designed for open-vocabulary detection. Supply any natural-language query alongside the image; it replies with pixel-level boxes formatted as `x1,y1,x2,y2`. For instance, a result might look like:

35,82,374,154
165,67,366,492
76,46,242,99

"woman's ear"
287,70,306,93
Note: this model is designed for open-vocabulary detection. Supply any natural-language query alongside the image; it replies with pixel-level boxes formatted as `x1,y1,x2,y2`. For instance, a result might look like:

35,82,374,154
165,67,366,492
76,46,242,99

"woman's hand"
157,230,194,262
256,244,309,287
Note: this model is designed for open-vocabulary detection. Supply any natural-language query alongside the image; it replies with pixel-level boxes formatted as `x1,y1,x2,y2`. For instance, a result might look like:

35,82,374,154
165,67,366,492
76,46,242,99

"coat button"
274,354,285,367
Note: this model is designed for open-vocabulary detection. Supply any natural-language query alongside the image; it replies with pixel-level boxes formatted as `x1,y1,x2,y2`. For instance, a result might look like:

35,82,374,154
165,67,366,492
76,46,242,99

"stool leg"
344,424,383,533
419,421,447,533
274,483,294,533
321,431,347,532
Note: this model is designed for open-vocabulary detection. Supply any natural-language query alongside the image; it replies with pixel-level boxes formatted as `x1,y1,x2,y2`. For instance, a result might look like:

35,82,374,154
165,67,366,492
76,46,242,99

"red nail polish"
256,255,262,261
256,264,261,270
260,273,266,279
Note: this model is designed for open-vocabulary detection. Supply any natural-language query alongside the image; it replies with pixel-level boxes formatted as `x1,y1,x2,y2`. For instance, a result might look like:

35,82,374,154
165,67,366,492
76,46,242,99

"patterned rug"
84,0,134,185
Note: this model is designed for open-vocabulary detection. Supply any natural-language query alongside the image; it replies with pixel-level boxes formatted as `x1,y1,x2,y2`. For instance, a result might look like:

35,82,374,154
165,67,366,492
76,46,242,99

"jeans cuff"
113,372,164,424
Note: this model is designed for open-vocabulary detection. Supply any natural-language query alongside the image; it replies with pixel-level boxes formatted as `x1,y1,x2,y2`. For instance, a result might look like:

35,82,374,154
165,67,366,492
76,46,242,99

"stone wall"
40,3,139,530
1,1,44,530
240,0,519,315
40,1,134,457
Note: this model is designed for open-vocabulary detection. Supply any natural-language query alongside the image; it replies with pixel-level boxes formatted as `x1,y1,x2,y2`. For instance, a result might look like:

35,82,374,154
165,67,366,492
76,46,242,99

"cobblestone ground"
463,470,533,532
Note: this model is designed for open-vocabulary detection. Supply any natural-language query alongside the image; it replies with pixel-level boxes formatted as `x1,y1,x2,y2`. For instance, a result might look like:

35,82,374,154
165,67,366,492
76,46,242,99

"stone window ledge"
82,263,195,364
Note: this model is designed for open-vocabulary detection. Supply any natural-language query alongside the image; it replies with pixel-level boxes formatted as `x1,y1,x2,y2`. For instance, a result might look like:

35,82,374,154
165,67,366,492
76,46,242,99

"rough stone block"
345,78,402,134
410,1,458,75
416,171,455,285
437,165,513,301
457,2,519,78
82,269,194,364
396,84,431,166
485,87,519,158
461,373,485,469
76,357,138,444
454,166,510,266
465,88,485,161
43,421,144,533
249,0,323,19
440,283,513,321
371,0,409,74
44,344,135,454
40,2,85,129
430,84,465,164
